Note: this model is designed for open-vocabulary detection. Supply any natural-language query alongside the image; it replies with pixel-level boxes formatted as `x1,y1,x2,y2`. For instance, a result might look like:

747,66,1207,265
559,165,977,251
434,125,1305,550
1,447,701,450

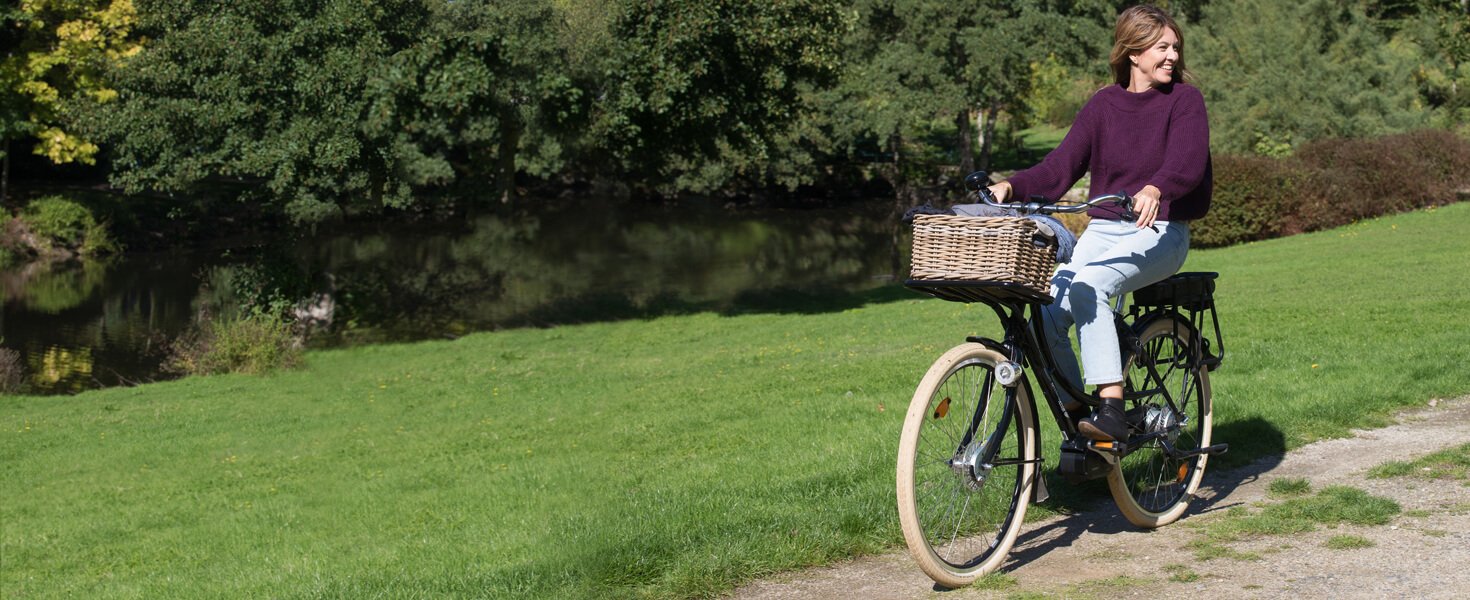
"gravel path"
729,396,1470,599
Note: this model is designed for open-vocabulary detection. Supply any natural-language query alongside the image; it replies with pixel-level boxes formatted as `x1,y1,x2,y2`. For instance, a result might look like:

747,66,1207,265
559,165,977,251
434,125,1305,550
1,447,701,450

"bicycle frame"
923,280,1214,489
957,289,1097,441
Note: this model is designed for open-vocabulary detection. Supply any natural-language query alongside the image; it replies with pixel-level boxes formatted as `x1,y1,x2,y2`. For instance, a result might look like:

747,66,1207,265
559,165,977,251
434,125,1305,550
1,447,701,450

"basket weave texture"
910,214,1056,295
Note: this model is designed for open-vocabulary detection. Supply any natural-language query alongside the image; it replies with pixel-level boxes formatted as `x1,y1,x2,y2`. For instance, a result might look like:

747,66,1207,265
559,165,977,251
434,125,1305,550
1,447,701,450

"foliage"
87,0,844,220
364,2,587,206
1192,0,1438,155
1022,53,1106,129
19,194,119,255
825,0,1106,192
1191,130,1470,247
28,0,1469,215
595,0,845,193
0,0,141,164
167,313,302,376
87,0,435,223
0,211,26,262
1190,154,1298,247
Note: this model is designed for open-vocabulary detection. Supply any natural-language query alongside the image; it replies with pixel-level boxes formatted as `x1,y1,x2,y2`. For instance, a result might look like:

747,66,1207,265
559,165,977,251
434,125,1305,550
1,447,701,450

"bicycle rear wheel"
897,343,1036,587
1109,314,1213,527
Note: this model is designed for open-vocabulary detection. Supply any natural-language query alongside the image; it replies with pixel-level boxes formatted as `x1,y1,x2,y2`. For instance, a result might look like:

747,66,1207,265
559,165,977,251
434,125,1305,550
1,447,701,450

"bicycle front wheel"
896,343,1036,587
1109,314,1213,527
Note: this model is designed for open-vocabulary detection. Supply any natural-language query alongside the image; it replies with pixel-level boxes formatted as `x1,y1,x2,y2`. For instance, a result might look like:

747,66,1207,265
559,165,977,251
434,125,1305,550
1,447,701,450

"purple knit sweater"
1006,82,1212,222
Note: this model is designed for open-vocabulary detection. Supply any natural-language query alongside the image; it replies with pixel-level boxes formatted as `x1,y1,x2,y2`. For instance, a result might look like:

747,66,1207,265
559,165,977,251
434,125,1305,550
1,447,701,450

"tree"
88,0,841,219
591,0,845,195
1193,0,1433,155
0,0,141,205
86,1,428,221
826,0,1104,199
365,2,587,206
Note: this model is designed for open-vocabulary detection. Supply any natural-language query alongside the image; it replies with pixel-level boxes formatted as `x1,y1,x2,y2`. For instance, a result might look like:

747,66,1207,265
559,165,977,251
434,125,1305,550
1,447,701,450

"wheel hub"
950,440,995,491
1143,404,1181,443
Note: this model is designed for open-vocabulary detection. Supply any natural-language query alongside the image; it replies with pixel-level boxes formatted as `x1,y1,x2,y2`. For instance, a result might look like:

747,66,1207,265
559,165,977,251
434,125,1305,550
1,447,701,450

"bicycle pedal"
1087,439,1127,456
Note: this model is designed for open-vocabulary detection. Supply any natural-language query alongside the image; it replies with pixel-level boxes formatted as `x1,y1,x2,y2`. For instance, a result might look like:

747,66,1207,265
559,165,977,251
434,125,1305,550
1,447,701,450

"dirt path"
730,397,1470,599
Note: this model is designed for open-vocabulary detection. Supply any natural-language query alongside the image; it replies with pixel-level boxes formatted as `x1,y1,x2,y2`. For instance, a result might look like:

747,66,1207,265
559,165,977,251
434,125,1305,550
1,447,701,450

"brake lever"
1116,191,1159,232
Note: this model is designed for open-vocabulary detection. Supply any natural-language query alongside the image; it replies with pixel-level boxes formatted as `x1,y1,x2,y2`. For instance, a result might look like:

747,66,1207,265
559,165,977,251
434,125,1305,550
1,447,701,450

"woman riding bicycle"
984,5,1213,442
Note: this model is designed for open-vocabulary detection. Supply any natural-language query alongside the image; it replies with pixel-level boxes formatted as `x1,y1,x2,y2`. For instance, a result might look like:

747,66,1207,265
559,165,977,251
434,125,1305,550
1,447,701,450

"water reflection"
1,200,908,394
2,257,200,393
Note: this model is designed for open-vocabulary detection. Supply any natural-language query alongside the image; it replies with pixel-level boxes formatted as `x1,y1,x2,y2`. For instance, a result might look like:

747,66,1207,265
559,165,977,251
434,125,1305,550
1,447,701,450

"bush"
21,196,121,256
168,314,303,376
1192,130,1470,247
1191,154,1299,247
0,346,23,394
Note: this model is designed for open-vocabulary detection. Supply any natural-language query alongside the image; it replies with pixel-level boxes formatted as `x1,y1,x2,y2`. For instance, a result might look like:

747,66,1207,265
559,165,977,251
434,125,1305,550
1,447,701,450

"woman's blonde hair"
1109,5,1193,87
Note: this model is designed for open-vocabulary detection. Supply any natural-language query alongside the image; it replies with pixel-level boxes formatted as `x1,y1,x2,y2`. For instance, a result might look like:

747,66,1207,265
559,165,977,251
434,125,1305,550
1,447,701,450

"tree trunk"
978,103,1000,172
955,110,974,176
496,116,522,205
889,132,911,203
2,140,10,210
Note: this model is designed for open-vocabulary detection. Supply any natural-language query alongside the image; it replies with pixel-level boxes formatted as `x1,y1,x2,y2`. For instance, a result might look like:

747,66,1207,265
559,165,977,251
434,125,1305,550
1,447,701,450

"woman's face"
1130,27,1180,90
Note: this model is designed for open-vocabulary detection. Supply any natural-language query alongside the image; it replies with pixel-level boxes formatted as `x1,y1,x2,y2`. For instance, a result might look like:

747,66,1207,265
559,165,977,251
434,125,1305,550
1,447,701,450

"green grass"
1267,477,1312,497
4,204,1470,598
1188,486,1399,560
1164,563,1202,582
1324,535,1375,549
1368,442,1470,480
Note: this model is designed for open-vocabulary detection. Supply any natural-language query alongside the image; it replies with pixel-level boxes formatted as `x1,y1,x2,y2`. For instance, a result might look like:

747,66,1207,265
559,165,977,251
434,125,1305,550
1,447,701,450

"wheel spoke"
1112,316,1212,523
900,349,1034,579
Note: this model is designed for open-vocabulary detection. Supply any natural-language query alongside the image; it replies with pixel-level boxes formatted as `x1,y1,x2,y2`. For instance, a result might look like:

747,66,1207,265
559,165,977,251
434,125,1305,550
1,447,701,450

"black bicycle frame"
963,294,1094,441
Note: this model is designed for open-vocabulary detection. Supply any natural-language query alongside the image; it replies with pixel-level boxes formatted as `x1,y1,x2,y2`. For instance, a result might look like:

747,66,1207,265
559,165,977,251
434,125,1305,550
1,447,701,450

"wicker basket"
909,214,1056,296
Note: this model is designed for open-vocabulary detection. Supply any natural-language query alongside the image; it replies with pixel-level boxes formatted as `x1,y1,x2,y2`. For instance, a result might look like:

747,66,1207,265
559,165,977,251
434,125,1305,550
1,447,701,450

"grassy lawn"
5,203,1470,598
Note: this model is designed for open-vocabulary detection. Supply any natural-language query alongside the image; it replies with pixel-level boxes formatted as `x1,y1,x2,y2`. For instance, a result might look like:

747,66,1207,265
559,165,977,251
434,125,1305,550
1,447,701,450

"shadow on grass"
995,417,1287,573
508,283,922,329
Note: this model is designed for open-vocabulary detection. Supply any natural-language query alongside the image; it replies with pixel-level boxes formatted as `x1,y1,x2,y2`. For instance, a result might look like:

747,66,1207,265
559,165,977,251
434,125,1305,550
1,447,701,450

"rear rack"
1130,272,1225,370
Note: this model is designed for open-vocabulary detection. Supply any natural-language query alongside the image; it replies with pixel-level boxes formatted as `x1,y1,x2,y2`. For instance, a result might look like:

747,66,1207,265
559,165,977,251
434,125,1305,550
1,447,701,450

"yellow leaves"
8,0,141,164
17,80,60,104
35,126,99,165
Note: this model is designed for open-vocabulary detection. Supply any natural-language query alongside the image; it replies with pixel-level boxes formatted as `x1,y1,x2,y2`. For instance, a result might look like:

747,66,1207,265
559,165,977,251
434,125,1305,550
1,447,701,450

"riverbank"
4,203,1470,598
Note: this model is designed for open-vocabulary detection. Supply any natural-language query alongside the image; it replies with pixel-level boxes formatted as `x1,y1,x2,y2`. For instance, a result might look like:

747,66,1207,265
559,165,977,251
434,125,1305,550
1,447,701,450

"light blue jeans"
1043,219,1190,389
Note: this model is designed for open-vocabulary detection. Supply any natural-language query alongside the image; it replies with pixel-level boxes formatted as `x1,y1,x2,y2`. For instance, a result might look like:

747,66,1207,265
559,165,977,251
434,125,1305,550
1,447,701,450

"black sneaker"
1078,398,1130,442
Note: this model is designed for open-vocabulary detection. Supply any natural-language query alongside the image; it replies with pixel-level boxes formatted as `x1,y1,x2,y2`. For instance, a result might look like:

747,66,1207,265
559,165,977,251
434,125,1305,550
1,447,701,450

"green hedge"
1193,130,1470,247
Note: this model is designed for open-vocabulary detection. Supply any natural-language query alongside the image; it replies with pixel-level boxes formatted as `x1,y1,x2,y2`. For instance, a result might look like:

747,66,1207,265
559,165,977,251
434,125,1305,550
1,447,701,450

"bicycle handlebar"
962,171,1137,220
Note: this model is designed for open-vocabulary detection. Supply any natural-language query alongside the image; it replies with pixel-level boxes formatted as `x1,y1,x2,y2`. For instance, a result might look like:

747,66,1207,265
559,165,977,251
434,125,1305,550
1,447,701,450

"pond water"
2,199,910,394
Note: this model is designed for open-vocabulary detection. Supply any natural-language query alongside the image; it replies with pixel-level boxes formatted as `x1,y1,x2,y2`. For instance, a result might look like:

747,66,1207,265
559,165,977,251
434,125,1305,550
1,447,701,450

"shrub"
0,346,23,394
168,314,303,376
21,196,121,256
1192,130,1470,247
1191,154,1299,247
1294,130,1470,230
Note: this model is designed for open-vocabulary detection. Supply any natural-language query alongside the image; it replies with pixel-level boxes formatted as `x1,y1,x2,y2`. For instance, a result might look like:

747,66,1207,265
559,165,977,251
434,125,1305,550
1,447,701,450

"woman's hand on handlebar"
1132,185,1162,229
985,181,1012,204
